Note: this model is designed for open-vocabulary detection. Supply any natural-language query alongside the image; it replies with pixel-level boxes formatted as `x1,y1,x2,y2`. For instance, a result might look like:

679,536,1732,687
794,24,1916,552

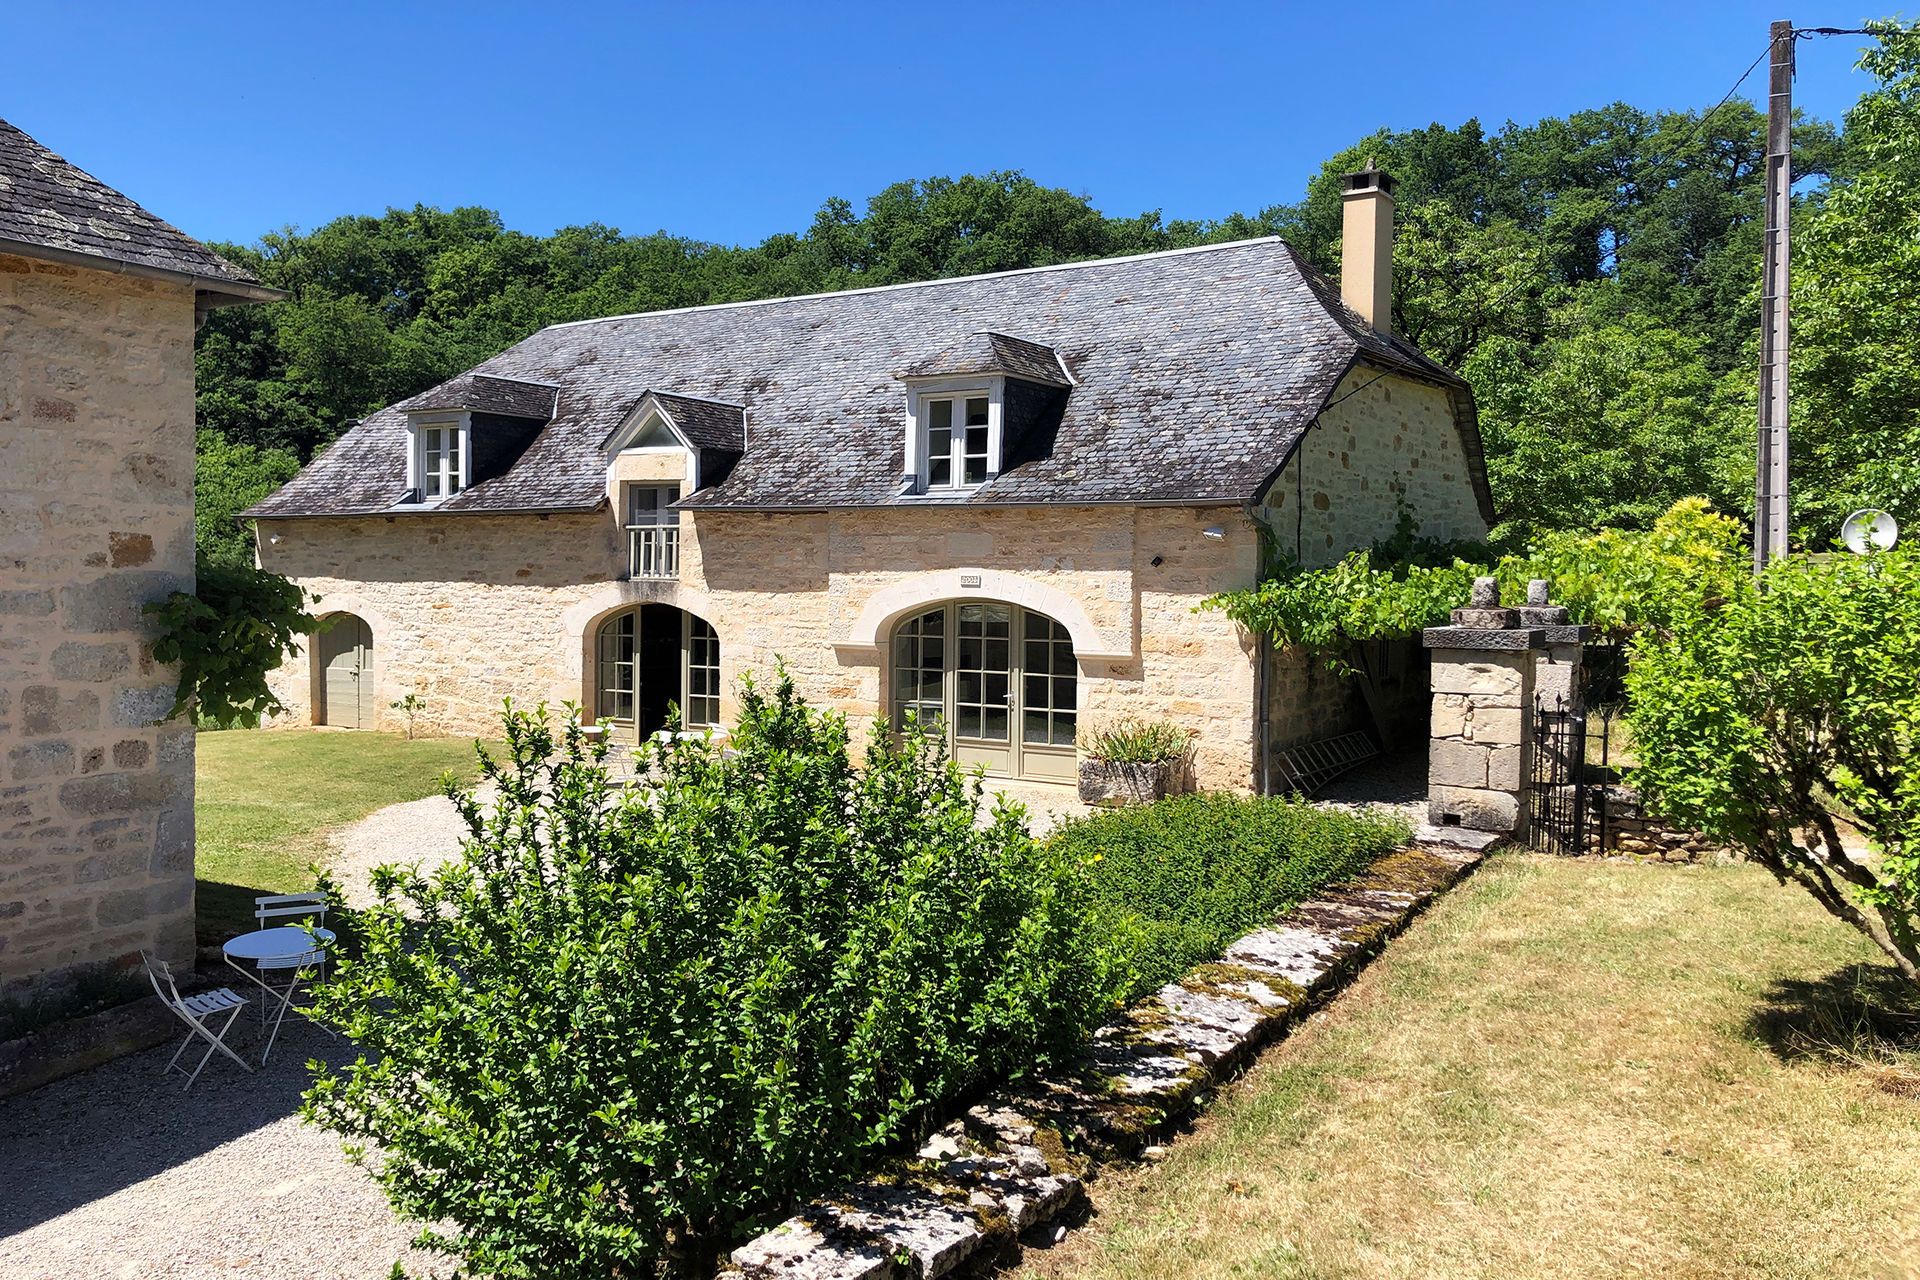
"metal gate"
1529,694,1588,854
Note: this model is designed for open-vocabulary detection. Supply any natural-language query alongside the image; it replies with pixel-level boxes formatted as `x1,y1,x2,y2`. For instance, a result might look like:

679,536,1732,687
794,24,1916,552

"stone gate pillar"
1421,578,1544,839
1519,579,1588,717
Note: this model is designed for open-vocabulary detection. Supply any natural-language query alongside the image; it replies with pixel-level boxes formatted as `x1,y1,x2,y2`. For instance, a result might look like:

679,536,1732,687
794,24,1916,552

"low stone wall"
1589,785,1728,863
724,839,1486,1280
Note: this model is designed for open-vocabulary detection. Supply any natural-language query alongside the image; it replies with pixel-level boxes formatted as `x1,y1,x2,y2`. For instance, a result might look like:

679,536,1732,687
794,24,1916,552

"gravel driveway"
0,1017,447,1280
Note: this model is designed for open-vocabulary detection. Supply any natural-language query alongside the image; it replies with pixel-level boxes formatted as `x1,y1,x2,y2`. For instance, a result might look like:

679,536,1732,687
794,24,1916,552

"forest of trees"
194,26,1920,566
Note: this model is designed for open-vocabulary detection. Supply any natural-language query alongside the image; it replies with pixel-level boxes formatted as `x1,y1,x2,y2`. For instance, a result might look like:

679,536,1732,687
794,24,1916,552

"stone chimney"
1340,161,1396,333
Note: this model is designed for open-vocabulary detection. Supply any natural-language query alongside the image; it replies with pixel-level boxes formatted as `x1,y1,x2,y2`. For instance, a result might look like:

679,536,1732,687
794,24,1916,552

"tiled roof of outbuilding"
0,118,277,300
246,238,1488,519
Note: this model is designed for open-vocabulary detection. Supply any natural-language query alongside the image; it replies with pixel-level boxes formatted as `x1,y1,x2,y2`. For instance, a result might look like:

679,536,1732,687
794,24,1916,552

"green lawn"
1017,854,1920,1280
194,728,489,946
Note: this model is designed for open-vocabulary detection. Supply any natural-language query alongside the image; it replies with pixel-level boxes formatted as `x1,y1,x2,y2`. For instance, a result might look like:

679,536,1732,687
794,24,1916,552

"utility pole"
1755,19,1794,573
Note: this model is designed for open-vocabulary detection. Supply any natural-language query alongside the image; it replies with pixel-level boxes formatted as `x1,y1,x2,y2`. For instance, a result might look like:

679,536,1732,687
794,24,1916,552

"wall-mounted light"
1149,554,1165,568
1201,526,1226,540
267,533,284,545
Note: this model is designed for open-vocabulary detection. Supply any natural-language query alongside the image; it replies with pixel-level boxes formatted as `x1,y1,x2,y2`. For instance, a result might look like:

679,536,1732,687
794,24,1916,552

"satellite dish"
1840,508,1899,554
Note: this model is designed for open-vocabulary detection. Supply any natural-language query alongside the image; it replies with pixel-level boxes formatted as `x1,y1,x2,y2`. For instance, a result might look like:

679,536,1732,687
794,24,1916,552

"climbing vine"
147,559,322,726
1207,499,1746,666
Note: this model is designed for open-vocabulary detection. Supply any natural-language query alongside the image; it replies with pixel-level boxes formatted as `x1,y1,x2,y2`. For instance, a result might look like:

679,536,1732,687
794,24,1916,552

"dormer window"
925,393,992,489
905,381,1003,494
895,332,1072,497
410,414,470,503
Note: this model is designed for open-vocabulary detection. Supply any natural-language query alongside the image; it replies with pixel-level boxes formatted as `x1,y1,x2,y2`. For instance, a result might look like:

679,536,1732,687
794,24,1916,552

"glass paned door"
892,603,1077,781
952,603,1013,774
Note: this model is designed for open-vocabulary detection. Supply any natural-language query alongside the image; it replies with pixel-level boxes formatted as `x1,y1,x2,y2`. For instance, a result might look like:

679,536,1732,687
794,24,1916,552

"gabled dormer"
392,373,559,507
895,332,1073,496
601,391,748,579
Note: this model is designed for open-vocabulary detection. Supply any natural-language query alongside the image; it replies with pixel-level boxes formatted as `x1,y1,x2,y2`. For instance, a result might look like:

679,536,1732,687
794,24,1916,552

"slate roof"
900,331,1073,386
644,392,748,451
394,372,559,420
0,118,278,302
247,237,1489,519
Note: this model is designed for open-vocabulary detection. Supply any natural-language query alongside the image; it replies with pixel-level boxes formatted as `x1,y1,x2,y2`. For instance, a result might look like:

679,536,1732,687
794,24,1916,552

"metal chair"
142,951,253,1091
248,892,333,1061
253,891,330,984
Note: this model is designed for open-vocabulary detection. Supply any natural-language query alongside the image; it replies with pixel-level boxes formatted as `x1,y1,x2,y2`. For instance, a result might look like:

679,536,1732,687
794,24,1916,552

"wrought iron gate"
1529,695,1588,854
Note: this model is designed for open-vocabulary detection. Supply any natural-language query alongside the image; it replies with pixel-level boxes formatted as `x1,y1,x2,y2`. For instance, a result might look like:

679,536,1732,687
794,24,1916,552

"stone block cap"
1423,626,1546,651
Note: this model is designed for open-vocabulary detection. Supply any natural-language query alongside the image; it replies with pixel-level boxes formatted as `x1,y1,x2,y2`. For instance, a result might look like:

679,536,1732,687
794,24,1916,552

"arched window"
890,603,1077,782
595,606,720,737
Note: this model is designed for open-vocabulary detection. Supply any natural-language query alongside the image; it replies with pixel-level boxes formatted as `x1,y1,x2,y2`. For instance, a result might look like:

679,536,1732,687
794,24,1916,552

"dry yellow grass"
1014,854,1920,1280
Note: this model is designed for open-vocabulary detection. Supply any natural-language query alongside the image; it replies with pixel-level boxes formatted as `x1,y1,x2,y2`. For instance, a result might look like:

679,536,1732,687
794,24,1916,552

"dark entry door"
318,614,372,728
636,603,682,737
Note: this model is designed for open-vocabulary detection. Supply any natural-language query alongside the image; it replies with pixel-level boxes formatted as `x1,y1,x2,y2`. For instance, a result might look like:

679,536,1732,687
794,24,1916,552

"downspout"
1243,490,1276,797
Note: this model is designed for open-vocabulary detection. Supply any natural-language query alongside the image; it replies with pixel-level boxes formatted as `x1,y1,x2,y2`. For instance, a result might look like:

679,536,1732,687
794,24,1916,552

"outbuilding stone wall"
1256,366,1488,567
0,253,198,999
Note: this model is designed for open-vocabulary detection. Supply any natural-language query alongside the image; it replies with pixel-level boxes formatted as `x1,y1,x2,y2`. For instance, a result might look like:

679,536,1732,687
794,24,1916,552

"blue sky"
0,1,1881,249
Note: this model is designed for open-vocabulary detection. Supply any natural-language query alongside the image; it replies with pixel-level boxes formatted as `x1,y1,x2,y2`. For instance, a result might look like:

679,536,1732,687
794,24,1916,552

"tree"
1795,21,1920,543
1626,547,1920,987
1466,304,1750,535
193,429,298,567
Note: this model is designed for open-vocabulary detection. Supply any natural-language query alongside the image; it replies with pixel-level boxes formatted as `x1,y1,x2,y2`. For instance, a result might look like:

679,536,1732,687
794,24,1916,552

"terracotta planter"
1078,758,1183,807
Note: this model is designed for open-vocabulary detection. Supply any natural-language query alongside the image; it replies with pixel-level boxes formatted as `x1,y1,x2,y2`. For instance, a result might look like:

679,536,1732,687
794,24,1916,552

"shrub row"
1054,792,1411,995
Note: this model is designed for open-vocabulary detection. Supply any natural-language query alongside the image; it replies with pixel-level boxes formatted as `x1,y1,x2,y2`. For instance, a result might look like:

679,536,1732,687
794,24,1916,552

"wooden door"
318,614,372,728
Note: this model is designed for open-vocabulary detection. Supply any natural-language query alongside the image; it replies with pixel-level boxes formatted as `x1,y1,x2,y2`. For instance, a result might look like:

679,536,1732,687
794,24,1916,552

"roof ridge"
541,236,1292,331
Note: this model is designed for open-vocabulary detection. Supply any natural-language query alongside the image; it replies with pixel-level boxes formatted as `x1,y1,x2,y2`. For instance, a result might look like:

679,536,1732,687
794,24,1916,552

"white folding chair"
142,952,253,1091
254,891,330,983
249,892,334,1061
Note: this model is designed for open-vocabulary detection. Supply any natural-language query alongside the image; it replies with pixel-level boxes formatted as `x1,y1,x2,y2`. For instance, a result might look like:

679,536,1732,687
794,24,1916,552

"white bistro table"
222,925,337,1064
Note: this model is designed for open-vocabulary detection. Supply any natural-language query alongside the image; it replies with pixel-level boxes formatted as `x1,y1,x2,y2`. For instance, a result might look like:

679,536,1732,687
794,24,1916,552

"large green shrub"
1051,793,1411,993
1627,547,1920,988
303,675,1126,1277
1208,498,1745,669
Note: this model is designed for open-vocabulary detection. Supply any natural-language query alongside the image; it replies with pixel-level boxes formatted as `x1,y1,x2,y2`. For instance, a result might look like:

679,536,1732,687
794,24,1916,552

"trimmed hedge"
1050,793,1412,995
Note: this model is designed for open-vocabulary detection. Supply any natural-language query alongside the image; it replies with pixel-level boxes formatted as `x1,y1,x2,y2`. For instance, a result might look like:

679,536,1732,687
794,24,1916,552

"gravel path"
324,781,497,909
0,1018,448,1280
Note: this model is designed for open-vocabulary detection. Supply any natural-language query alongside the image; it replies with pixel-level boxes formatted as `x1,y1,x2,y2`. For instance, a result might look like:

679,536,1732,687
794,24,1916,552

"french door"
892,602,1077,782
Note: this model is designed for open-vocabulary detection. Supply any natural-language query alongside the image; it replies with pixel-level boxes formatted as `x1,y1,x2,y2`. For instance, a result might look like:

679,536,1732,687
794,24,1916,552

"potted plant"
1078,718,1195,806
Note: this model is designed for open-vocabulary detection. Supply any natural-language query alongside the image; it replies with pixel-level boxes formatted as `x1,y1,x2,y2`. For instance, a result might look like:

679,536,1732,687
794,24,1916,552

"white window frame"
902,377,1003,495
408,413,471,503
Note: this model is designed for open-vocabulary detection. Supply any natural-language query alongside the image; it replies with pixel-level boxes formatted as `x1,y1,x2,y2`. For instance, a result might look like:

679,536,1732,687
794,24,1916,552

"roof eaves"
0,236,286,305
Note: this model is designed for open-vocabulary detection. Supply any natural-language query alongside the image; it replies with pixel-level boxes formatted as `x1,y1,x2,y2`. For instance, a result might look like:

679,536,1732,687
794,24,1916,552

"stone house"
0,120,280,1001
249,167,1492,792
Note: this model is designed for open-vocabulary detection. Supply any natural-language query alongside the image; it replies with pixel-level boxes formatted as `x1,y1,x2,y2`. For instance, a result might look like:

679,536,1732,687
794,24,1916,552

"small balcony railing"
627,524,681,579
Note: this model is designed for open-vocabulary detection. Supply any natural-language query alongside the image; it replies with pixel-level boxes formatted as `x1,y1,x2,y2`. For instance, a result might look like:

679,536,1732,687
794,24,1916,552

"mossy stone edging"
724,839,1489,1279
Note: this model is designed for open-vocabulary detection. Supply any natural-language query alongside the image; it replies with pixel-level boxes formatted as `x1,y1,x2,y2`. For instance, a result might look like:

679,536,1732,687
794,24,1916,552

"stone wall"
1255,366,1489,567
0,253,198,999
259,503,1268,791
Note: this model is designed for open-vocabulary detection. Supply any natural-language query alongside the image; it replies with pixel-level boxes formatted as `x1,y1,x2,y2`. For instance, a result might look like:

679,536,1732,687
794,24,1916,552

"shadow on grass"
1745,963,1920,1091
196,879,364,954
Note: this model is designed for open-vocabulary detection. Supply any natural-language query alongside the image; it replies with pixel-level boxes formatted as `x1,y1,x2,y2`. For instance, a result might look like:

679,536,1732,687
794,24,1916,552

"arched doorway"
891,602,1077,782
594,604,720,740
316,613,373,729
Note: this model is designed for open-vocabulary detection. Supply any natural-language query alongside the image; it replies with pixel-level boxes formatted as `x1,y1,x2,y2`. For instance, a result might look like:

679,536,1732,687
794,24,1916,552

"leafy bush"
303,675,1126,1277
1083,717,1193,764
1627,547,1920,988
147,557,320,726
1051,793,1411,994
